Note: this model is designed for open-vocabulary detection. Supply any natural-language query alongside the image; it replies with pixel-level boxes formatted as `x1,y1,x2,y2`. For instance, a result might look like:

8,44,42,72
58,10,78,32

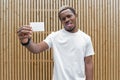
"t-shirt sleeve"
85,37,95,57
43,32,54,48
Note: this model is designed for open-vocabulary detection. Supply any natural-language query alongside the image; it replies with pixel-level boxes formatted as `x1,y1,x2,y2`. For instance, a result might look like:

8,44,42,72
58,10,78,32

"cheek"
61,21,65,25
72,19,76,24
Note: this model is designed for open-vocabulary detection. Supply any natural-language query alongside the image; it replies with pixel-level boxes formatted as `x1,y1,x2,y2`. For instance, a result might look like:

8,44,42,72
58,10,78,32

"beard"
64,26,76,32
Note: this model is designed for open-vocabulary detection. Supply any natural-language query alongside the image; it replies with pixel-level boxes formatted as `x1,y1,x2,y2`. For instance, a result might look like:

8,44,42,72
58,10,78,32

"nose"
65,17,70,23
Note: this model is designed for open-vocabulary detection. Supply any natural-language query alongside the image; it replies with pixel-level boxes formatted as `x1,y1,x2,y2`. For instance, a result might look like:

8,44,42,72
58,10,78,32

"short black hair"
58,6,76,20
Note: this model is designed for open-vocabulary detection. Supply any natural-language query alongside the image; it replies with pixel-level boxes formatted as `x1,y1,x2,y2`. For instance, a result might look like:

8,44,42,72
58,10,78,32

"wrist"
21,38,31,46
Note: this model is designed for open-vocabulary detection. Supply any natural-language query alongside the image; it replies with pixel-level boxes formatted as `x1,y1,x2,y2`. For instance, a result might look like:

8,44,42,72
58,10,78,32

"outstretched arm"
17,25,49,53
25,40,49,53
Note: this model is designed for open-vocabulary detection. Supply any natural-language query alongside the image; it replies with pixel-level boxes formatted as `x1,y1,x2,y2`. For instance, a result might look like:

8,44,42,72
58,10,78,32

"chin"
65,27,76,32
65,25,76,31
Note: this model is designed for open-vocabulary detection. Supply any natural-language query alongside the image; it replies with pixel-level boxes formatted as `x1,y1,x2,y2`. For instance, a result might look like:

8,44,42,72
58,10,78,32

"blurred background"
0,0,120,80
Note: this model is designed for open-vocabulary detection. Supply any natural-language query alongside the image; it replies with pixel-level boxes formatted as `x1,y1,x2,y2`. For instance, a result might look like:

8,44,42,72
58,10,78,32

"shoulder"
48,29,63,37
79,30,91,40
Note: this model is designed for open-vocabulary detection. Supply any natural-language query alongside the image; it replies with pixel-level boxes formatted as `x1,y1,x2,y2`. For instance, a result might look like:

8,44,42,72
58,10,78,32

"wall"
0,0,120,80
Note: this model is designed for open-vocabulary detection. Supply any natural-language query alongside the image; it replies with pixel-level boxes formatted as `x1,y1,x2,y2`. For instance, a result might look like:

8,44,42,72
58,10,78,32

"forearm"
84,55,93,80
25,40,42,53
85,61,93,80
24,39,49,53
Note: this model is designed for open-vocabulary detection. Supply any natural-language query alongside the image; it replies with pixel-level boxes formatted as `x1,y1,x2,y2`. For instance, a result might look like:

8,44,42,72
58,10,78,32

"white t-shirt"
44,29,94,80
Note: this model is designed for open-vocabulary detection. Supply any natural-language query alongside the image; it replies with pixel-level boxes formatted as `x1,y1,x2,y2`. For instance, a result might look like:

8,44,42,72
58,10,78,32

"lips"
66,23,73,27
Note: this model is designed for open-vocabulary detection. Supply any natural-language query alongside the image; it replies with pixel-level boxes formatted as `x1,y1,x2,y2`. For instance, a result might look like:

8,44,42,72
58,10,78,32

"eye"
67,15,71,18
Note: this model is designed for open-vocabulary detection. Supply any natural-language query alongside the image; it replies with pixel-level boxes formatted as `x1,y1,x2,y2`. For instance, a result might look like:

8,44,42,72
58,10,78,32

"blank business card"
30,22,44,31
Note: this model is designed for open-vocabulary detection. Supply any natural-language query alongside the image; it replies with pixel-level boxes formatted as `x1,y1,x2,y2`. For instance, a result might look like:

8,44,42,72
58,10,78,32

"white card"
30,22,44,31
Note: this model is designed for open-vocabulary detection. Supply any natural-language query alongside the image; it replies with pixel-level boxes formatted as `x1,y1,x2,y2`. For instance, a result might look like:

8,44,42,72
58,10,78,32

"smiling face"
59,9,77,33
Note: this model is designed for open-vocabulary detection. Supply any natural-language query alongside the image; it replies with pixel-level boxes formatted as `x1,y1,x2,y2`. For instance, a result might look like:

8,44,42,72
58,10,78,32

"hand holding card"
30,22,44,31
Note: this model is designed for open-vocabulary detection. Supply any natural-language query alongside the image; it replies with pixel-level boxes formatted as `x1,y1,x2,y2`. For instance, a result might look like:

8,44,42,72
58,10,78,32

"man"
17,6,94,80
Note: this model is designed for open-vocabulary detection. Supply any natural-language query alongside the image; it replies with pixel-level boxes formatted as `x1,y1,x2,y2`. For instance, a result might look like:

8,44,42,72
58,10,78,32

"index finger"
17,25,32,33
